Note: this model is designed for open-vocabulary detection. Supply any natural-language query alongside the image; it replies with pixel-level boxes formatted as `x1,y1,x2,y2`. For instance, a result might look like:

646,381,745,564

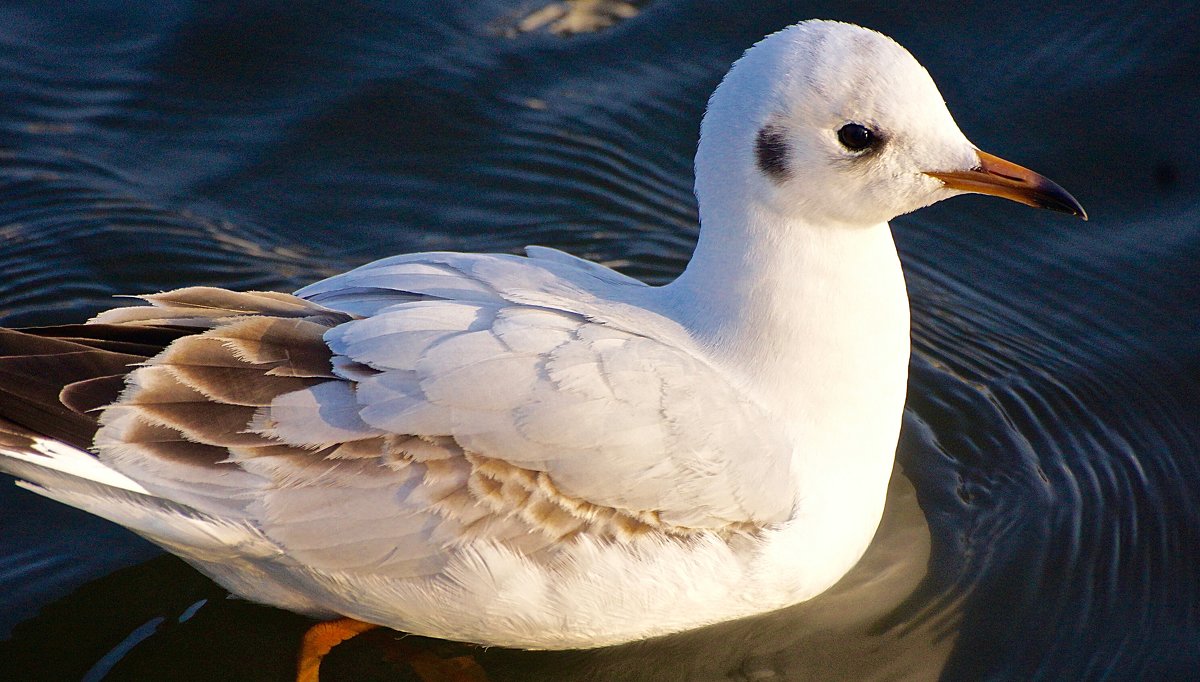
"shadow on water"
2,1,1200,679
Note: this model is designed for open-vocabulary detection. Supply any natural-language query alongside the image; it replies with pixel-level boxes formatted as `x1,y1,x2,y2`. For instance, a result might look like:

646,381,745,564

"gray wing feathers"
289,252,795,528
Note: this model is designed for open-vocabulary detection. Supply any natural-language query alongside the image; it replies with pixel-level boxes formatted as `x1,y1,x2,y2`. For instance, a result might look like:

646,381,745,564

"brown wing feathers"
0,288,354,463
0,328,152,450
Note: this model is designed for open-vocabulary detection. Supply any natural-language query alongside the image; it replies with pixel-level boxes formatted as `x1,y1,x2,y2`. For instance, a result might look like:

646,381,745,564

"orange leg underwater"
295,618,489,681
296,617,380,682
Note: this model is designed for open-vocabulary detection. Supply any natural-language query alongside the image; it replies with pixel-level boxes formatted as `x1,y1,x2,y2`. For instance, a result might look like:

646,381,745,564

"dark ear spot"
755,125,790,182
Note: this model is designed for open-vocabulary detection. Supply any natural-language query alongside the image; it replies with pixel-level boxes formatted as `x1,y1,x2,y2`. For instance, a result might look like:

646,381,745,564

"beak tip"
1045,194,1088,221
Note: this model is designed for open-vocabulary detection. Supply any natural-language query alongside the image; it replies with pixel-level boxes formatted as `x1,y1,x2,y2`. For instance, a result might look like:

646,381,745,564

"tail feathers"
1,433,148,493
1,437,277,560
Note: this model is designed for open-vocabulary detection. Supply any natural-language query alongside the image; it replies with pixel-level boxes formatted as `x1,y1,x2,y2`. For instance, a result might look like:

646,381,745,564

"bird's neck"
657,203,910,583
663,204,911,426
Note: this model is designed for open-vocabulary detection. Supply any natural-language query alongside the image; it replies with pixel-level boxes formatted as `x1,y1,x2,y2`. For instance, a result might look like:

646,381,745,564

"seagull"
0,19,1083,679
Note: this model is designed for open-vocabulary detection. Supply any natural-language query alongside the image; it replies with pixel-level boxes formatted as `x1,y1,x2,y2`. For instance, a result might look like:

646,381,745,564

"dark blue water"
1,1,1198,680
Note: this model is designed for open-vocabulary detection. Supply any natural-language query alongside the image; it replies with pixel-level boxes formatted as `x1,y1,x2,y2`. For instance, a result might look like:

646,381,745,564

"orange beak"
926,150,1087,220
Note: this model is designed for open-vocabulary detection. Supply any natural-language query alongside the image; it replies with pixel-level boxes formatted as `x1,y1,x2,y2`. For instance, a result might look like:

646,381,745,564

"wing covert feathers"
2,255,796,583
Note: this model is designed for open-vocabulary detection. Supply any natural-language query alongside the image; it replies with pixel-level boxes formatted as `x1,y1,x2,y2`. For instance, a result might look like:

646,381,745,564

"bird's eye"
837,123,876,151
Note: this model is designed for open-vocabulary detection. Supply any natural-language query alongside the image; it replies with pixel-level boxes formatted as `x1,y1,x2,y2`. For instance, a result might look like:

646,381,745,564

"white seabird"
0,18,1084,676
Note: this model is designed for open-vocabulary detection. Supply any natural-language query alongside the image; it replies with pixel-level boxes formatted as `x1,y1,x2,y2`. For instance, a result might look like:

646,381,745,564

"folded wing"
8,249,795,582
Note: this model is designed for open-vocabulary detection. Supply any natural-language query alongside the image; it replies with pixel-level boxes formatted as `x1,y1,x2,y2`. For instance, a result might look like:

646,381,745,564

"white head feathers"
695,20,979,228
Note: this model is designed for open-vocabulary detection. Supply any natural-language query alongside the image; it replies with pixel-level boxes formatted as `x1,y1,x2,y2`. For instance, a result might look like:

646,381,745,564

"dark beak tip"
1044,197,1088,221
1045,188,1088,221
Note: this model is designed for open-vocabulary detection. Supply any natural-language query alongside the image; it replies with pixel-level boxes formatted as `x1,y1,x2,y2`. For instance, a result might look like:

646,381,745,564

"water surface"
1,1,1198,679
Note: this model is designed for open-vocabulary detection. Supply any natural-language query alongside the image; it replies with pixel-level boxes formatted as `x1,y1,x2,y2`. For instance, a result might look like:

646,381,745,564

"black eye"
837,123,876,151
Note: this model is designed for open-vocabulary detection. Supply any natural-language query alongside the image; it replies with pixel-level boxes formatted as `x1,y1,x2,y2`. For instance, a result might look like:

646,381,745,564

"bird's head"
695,20,1085,229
